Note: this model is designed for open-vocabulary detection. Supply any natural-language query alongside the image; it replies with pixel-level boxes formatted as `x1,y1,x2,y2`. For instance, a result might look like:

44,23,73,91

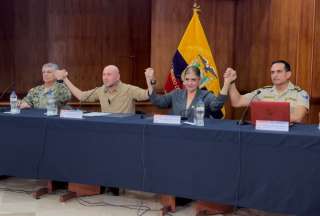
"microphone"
237,90,261,125
202,91,210,100
78,87,99,113
0,82,15,101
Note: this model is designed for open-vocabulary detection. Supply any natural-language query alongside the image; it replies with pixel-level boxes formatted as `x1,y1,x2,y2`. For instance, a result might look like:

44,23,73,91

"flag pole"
193,0,201,13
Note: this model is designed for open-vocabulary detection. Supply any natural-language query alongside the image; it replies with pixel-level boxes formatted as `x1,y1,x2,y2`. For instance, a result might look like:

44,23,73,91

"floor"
0,177,292,216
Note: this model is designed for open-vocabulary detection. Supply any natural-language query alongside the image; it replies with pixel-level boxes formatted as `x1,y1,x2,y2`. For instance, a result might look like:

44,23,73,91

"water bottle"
10,91,19,114
195,99,205,126
46,90,57,116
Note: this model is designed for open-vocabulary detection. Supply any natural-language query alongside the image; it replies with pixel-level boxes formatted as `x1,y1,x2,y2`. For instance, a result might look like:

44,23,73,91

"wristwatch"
150,80,157,85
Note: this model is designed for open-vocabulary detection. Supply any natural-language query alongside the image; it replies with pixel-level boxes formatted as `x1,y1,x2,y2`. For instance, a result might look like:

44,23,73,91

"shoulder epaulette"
262,85,272,89
292,86,303,92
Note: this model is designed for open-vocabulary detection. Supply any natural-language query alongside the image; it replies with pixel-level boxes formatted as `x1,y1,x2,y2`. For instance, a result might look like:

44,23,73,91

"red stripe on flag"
164,69,183,93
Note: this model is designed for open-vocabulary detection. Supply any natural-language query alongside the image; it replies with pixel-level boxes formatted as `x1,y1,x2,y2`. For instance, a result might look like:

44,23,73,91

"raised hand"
224,67,237,84
144,67,155,95
144,67,155,84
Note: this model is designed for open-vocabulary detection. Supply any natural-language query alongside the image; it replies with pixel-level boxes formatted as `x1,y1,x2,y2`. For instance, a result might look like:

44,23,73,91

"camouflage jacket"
22,82,71,109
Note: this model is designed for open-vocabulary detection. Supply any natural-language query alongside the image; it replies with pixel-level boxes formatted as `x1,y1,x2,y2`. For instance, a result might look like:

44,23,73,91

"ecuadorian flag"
164,5,224,115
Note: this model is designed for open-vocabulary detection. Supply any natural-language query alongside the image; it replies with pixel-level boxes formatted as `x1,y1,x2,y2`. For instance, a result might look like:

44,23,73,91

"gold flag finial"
193,1,201,14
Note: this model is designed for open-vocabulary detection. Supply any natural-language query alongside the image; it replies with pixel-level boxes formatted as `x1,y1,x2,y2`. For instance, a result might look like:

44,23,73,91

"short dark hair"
271,60,291,72
184,65,201,77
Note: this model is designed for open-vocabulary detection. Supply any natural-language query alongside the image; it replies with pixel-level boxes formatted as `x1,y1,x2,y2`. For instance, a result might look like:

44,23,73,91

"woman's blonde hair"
181,65,201,81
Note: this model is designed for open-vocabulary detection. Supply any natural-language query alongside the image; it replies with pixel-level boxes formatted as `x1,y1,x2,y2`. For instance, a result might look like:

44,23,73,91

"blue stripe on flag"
172,51,188,80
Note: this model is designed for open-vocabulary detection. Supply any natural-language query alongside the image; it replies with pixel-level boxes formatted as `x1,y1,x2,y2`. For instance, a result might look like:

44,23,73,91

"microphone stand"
0,82,15,101
78,87,99,113
238,90,261,125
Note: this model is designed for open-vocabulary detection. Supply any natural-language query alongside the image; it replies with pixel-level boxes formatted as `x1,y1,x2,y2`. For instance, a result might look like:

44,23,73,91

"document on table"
83,112,111,117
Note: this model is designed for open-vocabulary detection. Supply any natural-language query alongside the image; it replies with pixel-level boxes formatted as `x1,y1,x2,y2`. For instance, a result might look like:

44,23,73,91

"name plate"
255,120,289,132
4,110,21,115
83,112,111,117
153,114,181,125
60,109,83,119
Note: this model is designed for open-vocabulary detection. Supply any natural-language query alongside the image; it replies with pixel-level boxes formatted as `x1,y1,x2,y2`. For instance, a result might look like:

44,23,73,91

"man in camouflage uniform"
20,63,71,109
226,60,309,123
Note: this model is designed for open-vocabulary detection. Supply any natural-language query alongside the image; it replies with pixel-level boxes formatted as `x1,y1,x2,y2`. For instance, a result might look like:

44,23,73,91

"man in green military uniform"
19,63,71,109
226,60,309,123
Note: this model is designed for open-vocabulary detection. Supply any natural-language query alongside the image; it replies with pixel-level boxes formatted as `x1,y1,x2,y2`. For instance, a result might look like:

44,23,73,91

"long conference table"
0,109,320,216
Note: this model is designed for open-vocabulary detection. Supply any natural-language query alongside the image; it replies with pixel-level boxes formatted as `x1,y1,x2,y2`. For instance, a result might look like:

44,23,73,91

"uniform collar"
41,83,57,94
287,81,295,90
272,81,294,95
104,81,122,93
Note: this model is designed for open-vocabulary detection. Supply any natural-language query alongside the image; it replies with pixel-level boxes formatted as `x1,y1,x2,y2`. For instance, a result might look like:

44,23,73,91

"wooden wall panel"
234,0,302,92
267,0,301,75
13,0,49,93
296,0,315,90
309,104,320,124
47,0,150,90
0,0,150,96
312,0,320,99
0,1,14,93
296,0,316,123
0,0,48,94
308,0,320,123
127,0,151,87
233,0,271,91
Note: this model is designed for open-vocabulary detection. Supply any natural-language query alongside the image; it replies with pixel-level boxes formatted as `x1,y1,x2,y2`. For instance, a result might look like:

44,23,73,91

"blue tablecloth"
0,109,320,215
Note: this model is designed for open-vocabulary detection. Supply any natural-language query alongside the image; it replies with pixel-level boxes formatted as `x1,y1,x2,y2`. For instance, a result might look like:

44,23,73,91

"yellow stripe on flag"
177,8,225,115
